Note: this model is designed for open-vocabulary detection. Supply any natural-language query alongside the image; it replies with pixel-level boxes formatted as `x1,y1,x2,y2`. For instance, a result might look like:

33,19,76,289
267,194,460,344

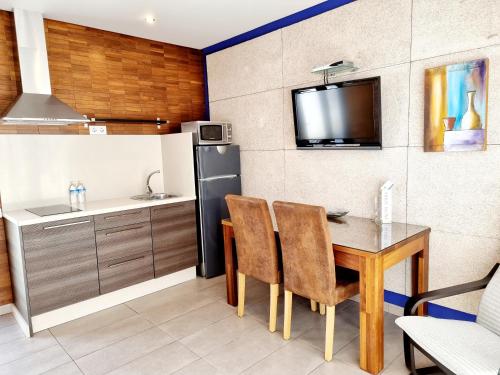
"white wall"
207,0,500,314
161,133,196,197
0,135,164,209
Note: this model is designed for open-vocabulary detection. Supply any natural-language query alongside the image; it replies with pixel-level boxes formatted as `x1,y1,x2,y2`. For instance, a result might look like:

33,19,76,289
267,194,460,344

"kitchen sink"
131,193,178,201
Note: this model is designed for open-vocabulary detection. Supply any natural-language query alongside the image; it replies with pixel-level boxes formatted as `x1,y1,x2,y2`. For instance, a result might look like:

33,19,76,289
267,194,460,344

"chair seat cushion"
334,266,359,304
396,316,500,375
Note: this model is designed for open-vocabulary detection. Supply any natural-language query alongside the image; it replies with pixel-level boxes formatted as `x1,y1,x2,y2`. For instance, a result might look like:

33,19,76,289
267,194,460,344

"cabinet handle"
105,225,145,237
44,220,91,230
107,255,145,268
104,211,140,220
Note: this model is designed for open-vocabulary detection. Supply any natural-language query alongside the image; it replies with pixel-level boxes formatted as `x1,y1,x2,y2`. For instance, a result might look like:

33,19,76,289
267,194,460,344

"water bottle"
76,181,86,207
69,182,78,206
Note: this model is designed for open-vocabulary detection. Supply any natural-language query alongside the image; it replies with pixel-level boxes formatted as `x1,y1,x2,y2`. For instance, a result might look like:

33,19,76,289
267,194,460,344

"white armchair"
396,263,500,375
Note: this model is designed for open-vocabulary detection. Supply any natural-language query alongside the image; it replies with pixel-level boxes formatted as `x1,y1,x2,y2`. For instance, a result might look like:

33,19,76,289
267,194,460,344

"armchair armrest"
404,263,499,316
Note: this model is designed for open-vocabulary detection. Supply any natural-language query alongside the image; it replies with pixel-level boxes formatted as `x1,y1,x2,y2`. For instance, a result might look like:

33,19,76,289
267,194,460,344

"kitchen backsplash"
0,135,164,209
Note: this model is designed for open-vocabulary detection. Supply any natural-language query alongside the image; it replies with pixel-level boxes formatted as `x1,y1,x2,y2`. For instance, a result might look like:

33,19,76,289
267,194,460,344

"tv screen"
292,77,381,149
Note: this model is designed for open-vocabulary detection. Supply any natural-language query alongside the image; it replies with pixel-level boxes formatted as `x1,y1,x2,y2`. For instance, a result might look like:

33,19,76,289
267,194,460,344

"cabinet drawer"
98,252,154,294
151,201,198,277
151,201,195,221
96,222,152,264
22,216,100,315
22,216,95,235
94,208,150,230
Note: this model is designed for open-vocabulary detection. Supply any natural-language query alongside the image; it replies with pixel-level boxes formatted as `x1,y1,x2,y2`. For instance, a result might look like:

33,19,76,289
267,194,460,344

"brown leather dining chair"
273,201,359,361
225,194,280,332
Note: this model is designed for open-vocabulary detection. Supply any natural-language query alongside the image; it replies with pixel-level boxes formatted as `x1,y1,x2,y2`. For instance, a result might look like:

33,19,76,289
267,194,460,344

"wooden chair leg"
319,303,326,315
324,305,335,361
310,300,318,312
269,284,279,332
283,290,293,340
237,272,245,317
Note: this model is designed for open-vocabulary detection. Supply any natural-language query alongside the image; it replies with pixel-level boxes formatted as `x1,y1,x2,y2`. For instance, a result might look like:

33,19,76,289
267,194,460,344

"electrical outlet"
89,125,107,135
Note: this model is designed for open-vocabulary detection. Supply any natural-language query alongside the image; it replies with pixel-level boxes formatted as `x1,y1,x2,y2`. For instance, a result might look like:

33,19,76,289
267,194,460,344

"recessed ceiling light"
145,15,156,24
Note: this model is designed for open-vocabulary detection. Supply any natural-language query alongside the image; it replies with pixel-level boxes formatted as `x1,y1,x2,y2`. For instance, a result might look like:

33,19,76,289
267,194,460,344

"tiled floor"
0,276,430,375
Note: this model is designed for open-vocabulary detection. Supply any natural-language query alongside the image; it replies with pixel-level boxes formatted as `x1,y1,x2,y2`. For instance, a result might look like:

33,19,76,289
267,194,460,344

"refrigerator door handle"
198,174,239,182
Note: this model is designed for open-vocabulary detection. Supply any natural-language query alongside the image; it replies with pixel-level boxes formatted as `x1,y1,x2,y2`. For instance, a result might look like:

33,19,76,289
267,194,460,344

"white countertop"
2,196,197,226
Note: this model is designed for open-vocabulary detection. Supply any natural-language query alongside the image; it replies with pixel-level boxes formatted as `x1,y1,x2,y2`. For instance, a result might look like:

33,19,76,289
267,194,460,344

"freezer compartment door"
196,145,241,179
198,174,241,278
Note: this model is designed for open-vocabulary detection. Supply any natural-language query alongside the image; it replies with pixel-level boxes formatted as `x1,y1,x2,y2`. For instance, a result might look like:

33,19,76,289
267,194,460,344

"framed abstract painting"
424,58,489,152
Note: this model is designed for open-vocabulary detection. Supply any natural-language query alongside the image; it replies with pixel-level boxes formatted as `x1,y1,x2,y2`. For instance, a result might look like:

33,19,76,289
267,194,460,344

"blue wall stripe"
202,0,355,55
427,304,476,322
384,290,410,308
384,289,477,322
202,54,210,120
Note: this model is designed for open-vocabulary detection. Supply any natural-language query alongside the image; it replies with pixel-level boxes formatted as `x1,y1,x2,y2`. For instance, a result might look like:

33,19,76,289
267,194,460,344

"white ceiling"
0,0,325,49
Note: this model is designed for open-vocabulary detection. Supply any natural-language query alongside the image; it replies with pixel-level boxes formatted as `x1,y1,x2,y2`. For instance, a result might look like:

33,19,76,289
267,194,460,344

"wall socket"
89,125,107,135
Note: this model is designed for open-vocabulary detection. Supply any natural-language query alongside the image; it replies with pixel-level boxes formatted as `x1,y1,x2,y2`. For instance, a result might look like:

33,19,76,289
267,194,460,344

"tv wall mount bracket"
311,61,359,84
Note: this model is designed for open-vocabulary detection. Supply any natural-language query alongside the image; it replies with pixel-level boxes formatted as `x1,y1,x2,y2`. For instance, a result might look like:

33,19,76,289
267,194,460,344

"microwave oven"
181,121,232,145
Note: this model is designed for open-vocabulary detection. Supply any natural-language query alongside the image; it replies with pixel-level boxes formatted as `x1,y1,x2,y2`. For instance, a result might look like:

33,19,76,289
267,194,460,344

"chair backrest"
477,266,500,336
272,201,336,306
225,194,279,284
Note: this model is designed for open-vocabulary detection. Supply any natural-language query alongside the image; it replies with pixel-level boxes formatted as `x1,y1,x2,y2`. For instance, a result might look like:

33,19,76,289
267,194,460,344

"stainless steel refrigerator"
195,145,241,278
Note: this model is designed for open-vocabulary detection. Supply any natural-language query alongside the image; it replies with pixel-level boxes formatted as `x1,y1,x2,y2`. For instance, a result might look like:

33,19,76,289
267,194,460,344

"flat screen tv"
292,76,381,149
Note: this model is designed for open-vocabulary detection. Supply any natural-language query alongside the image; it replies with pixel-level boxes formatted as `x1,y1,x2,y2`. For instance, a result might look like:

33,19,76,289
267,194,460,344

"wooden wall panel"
0,11,21,119
0,196,13,306
0,14,20,305
0,10,206,135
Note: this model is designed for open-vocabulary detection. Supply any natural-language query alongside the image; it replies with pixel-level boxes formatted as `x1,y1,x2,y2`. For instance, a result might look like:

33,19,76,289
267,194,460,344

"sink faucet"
146,170,160,194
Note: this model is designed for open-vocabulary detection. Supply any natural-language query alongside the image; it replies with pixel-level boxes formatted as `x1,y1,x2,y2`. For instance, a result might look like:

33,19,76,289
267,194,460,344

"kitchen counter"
4,195,199,336
3,195,196,226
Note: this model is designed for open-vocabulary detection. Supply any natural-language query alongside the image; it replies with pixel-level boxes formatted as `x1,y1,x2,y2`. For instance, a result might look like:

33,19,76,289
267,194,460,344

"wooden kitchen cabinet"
21,217,100,315
96,217,154,294
5,199,198,335
98,252,154,294
151,201,198,277
95,222,152,264
94,207,150,230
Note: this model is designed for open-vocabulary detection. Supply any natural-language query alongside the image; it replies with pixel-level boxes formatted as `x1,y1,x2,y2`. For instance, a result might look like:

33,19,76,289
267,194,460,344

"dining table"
221,215,430,375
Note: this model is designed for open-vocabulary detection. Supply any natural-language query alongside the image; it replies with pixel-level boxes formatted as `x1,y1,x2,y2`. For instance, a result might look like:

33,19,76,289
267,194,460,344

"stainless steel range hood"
1,9,88,126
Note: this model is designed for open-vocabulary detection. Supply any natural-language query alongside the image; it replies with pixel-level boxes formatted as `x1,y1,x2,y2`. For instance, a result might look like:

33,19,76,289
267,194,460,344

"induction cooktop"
26,204,82,217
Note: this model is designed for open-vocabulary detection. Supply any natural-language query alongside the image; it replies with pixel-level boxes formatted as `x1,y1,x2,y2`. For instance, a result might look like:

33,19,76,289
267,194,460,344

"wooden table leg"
359,255,384,375
223,224,238,306
411,233,429,316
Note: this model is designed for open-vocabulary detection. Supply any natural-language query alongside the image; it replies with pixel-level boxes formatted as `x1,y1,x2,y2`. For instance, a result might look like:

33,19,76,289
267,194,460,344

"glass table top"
223,215,429,254
327,216,429,253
